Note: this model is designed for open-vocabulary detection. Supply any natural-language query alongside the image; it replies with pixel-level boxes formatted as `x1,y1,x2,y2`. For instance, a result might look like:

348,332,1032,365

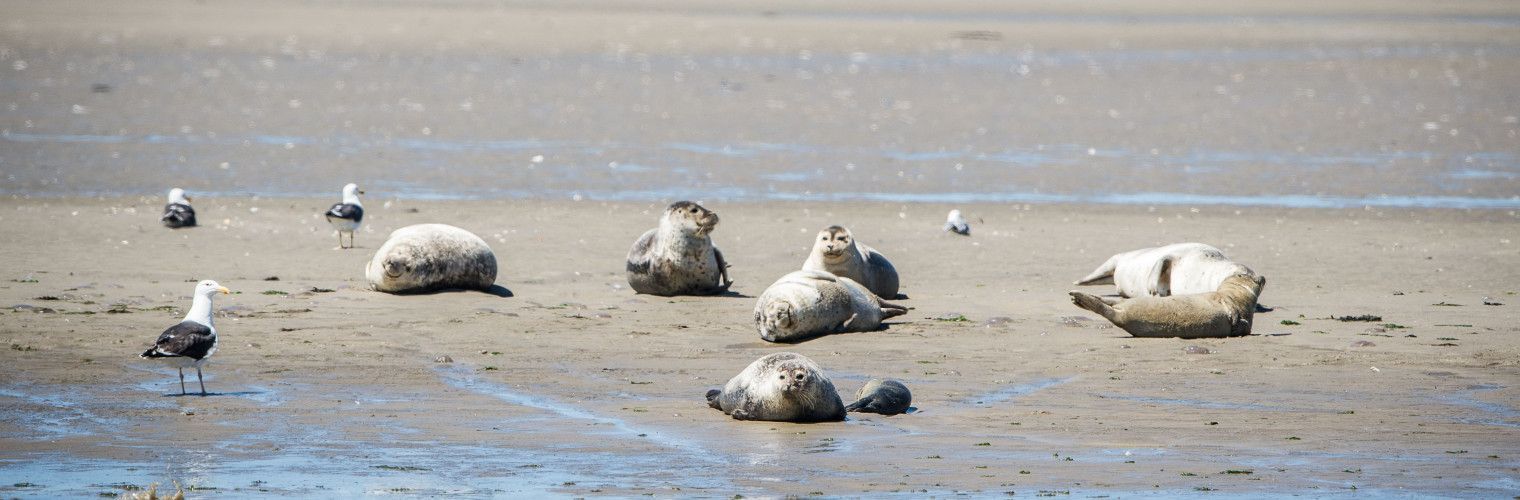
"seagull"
160,188,196,228
325,183,365,249
944,209,970,235
141,280,231,396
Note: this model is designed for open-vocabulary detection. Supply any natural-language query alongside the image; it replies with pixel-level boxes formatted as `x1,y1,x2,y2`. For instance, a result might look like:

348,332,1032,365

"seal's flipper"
1075,254,1119,286
1070,291,1121,324
1147,256,1174,296
713,247,733,288
840,313,859,330
879,301,909,320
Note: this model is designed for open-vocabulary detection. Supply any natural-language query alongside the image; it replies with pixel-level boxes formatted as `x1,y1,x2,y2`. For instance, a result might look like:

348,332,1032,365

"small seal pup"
141,280,231,395
160,187,196,228
325,182,365,249
625,201,732,296
754,270,908,343
1069,274,1266,338
944,209,970,235
845,379,912,415
801,225,900,299
1075,243,1256,297
705,352,846,422
366,223,498,293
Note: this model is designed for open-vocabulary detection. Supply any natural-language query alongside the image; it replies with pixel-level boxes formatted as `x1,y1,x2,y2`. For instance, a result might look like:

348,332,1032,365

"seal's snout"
383,259,406,278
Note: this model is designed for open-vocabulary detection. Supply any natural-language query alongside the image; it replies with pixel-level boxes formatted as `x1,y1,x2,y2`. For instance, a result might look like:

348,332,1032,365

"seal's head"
757,300,795,340
1219,273,1266,308
771,358,815,395
812,225,855,260
663,201,719,235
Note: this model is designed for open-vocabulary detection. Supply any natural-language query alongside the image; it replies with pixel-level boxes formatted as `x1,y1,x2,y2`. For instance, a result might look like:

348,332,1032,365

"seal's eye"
778,374,786,380
690,208,698,214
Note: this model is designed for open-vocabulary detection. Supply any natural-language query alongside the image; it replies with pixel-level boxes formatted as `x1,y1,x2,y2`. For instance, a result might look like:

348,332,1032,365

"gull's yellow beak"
218,287,231,295
185,195,193,202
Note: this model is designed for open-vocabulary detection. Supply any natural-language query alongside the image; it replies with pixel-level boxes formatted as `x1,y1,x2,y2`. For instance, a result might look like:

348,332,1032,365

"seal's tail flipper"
705,389,722,409
1069,291,1120,324
878,301,909,320
844,398,868,412
1075,255,1119,286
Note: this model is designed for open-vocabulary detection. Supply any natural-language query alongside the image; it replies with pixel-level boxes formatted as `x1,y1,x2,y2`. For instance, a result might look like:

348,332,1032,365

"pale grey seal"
801,225,900,299
705,352,846,422
845,379,912,415
754,270,908,343
625,201,732,296
366,223,498,293
1069,274,1266,338
1075,242,1256,298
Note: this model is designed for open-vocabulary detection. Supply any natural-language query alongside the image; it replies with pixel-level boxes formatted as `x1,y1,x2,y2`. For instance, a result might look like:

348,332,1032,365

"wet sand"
1,0,1519,496
0,196,1516,496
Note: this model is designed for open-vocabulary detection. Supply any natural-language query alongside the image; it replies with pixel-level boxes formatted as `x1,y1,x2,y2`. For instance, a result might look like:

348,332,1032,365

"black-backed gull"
140,280,230,395
325,183,364,249
160,188,196,228
944,209,970,235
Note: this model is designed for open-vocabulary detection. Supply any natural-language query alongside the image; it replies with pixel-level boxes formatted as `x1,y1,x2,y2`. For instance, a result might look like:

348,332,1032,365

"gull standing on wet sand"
325,183,365,249
160,188,196,228
140,280,231,395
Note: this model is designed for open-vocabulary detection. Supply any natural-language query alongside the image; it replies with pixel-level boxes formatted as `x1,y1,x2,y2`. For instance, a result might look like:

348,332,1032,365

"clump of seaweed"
1333,314,1382,322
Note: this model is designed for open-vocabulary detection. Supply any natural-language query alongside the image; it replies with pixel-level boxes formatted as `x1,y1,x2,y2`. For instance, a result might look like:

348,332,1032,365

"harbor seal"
366,224,498,293
754,270,908,343
845,379,912,415
705,352,846,422
801,225,900,299
1075,243,1256,298
625,201,732,296
1069,274,1266,338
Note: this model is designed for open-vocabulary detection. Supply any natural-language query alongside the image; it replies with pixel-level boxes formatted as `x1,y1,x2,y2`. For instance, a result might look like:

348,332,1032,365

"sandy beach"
0,197,1516,496
1,0,1518,497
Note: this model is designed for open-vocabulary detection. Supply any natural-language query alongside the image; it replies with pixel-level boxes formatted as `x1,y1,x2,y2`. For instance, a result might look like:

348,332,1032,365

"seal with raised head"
705,352,846,422
754,270,908,343
845,379,912,415
801,225,900,299
625,201,732,296
1069,274,1266,338
1075,243,1256,298
366,223,498,293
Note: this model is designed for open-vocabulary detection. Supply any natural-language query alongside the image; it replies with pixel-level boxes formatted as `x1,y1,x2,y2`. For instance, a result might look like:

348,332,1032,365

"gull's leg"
178,368,186,395
197,367,206,395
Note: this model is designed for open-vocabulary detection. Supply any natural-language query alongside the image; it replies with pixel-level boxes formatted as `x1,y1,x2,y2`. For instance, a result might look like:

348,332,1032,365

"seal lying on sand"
1069,274,1266,338
706,352,846,422
801,225,900,299
845,379,912,415
754,270,908,343
1075,243,1256,297
366,224,498,293
626,201,732,296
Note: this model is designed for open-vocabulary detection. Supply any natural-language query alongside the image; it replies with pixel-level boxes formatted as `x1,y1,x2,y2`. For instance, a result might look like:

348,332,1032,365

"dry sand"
0,196,1516,496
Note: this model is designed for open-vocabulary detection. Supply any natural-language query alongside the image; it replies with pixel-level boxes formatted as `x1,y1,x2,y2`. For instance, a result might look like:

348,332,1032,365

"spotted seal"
1069,274,1266,338
845,379,912,415
1075,243,1256,298
366,223,498,293
705,352,845,422
801,225,900,299
754,270,908,343
625,201,732,296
